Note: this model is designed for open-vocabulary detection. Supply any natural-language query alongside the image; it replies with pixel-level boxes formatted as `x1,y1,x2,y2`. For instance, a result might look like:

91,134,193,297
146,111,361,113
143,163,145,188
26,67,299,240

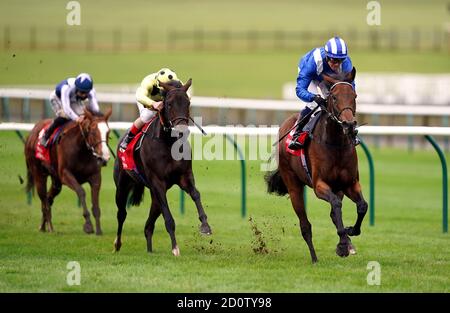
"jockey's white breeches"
137,102,157,123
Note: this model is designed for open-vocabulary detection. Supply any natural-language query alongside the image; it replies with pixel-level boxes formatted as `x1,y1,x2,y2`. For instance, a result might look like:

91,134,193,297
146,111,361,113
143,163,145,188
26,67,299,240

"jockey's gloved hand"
314,95,327,109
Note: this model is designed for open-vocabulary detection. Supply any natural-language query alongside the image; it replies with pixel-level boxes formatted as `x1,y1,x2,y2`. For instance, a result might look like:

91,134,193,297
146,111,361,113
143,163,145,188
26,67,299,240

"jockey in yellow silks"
119,68,182,151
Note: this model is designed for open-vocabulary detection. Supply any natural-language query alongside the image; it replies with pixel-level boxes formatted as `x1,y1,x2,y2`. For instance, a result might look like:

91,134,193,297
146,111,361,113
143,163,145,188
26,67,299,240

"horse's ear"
104,107,112,121
321,73,339,86
182,78,192,93
345,67,356,83
158,81,176,92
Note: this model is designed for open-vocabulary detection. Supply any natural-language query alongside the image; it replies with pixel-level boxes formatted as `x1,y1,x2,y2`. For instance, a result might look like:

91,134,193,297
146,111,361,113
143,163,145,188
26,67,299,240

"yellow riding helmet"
156,68,179,84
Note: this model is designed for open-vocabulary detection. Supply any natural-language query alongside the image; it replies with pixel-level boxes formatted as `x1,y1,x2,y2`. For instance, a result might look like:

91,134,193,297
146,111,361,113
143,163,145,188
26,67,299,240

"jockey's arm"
296,69,316,103
87,88,100,112
60,85,80,120
136,75,159,110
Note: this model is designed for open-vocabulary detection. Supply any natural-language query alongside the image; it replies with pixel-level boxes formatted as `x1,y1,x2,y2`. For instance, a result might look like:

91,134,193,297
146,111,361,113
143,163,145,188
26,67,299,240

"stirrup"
40,137,49,148
119,141,128,151
288,139,304,150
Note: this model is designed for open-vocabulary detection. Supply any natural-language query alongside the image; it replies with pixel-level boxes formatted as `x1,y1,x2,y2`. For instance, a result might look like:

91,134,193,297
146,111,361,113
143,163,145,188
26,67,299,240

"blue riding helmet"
75,73,93,92
324,37,348,59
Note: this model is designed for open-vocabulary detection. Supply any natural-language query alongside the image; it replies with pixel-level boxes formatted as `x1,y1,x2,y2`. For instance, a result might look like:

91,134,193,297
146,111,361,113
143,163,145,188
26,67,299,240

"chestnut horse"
113,79,211,256
25,108,112,235
265,67,368,263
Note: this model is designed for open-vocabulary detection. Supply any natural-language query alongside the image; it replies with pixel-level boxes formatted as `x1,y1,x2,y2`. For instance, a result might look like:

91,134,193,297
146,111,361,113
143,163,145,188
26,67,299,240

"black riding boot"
288,116,305,150
119,130,136,151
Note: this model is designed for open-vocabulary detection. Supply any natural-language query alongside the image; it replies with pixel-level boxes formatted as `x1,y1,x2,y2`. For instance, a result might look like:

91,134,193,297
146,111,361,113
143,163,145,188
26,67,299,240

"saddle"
35,122,64,164
285,110,323,184
117,116,157,184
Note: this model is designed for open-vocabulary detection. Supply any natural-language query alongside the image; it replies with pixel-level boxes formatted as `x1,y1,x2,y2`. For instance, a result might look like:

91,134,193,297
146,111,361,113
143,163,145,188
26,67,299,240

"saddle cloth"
35,122,63,164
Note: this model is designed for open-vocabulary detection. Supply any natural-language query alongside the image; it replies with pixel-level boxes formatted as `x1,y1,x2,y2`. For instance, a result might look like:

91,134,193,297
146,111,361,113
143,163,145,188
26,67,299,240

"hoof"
348,243,357,255
83,223,94,234
113,238,121,252
200,224,212,235
46,222,54,233
345,226,361,236
336,243,350,257
96,229,103,236
172,246,180,257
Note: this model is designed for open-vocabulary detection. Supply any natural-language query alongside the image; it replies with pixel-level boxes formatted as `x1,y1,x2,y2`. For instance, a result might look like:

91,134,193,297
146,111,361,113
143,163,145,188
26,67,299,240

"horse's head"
80,107,112,166
159,79,192,134
322,67,358,137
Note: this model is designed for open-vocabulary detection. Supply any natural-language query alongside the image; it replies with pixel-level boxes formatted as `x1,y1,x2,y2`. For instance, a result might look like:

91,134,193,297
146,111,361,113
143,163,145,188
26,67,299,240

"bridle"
323,81,356,126
158,89,190,132
78,121,108,159
158,88,207,135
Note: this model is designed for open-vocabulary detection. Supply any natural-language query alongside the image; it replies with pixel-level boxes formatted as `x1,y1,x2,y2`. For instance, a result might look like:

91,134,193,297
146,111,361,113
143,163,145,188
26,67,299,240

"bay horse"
113,79,212,256
265,67,368,263
25,108,112,235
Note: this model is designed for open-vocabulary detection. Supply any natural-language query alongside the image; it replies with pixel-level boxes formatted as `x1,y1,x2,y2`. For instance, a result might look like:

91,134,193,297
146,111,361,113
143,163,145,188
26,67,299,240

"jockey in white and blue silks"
289,36,355,150
41,73,100,147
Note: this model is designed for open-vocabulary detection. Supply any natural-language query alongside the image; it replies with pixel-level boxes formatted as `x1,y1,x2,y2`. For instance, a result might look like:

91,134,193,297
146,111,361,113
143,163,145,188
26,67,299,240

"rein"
322,81,356,126
78,122,113,159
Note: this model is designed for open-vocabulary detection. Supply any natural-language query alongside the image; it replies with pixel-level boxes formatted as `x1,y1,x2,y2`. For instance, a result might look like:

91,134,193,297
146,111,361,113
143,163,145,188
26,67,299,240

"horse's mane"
87,110,105,117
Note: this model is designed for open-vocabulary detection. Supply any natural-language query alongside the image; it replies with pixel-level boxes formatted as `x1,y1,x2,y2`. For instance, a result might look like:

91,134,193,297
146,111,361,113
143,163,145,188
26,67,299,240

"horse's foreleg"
60,169,94,234
344,181,368,237
280,170,317,263
144,191,161,253
179,173,212,235
88,173,102,235
314,179,350,257
151,182,179,256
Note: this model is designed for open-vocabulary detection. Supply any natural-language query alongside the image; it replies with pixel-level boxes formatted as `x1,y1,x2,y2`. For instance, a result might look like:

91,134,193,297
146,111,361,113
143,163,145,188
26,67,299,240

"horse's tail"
25,165,34,195
25,153,35,195
128,183,145,206
265,168,288,196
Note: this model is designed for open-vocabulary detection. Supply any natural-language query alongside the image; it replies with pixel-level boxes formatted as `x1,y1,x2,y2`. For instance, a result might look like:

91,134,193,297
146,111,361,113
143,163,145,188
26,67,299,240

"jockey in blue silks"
288,36,355,150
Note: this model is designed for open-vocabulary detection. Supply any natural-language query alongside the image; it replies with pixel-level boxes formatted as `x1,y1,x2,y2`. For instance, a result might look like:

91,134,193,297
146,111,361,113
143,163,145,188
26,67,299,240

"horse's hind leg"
344,182,368,237
179,172,212,235
88,172,103,235
114,172,132,252
60,169,94,234
35,172,51,232
45,176,62,232
144,191,161,253
281,170,317,263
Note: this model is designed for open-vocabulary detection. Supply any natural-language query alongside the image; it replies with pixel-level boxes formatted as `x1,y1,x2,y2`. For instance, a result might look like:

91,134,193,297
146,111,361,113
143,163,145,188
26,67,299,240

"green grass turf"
0,131,449,292
1,0,447,42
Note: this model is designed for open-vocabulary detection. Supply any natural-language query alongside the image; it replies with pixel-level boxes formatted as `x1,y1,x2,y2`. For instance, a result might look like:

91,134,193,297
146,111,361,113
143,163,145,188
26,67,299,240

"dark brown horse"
25,108,112,234
113,79,211,256
265,67,368,263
